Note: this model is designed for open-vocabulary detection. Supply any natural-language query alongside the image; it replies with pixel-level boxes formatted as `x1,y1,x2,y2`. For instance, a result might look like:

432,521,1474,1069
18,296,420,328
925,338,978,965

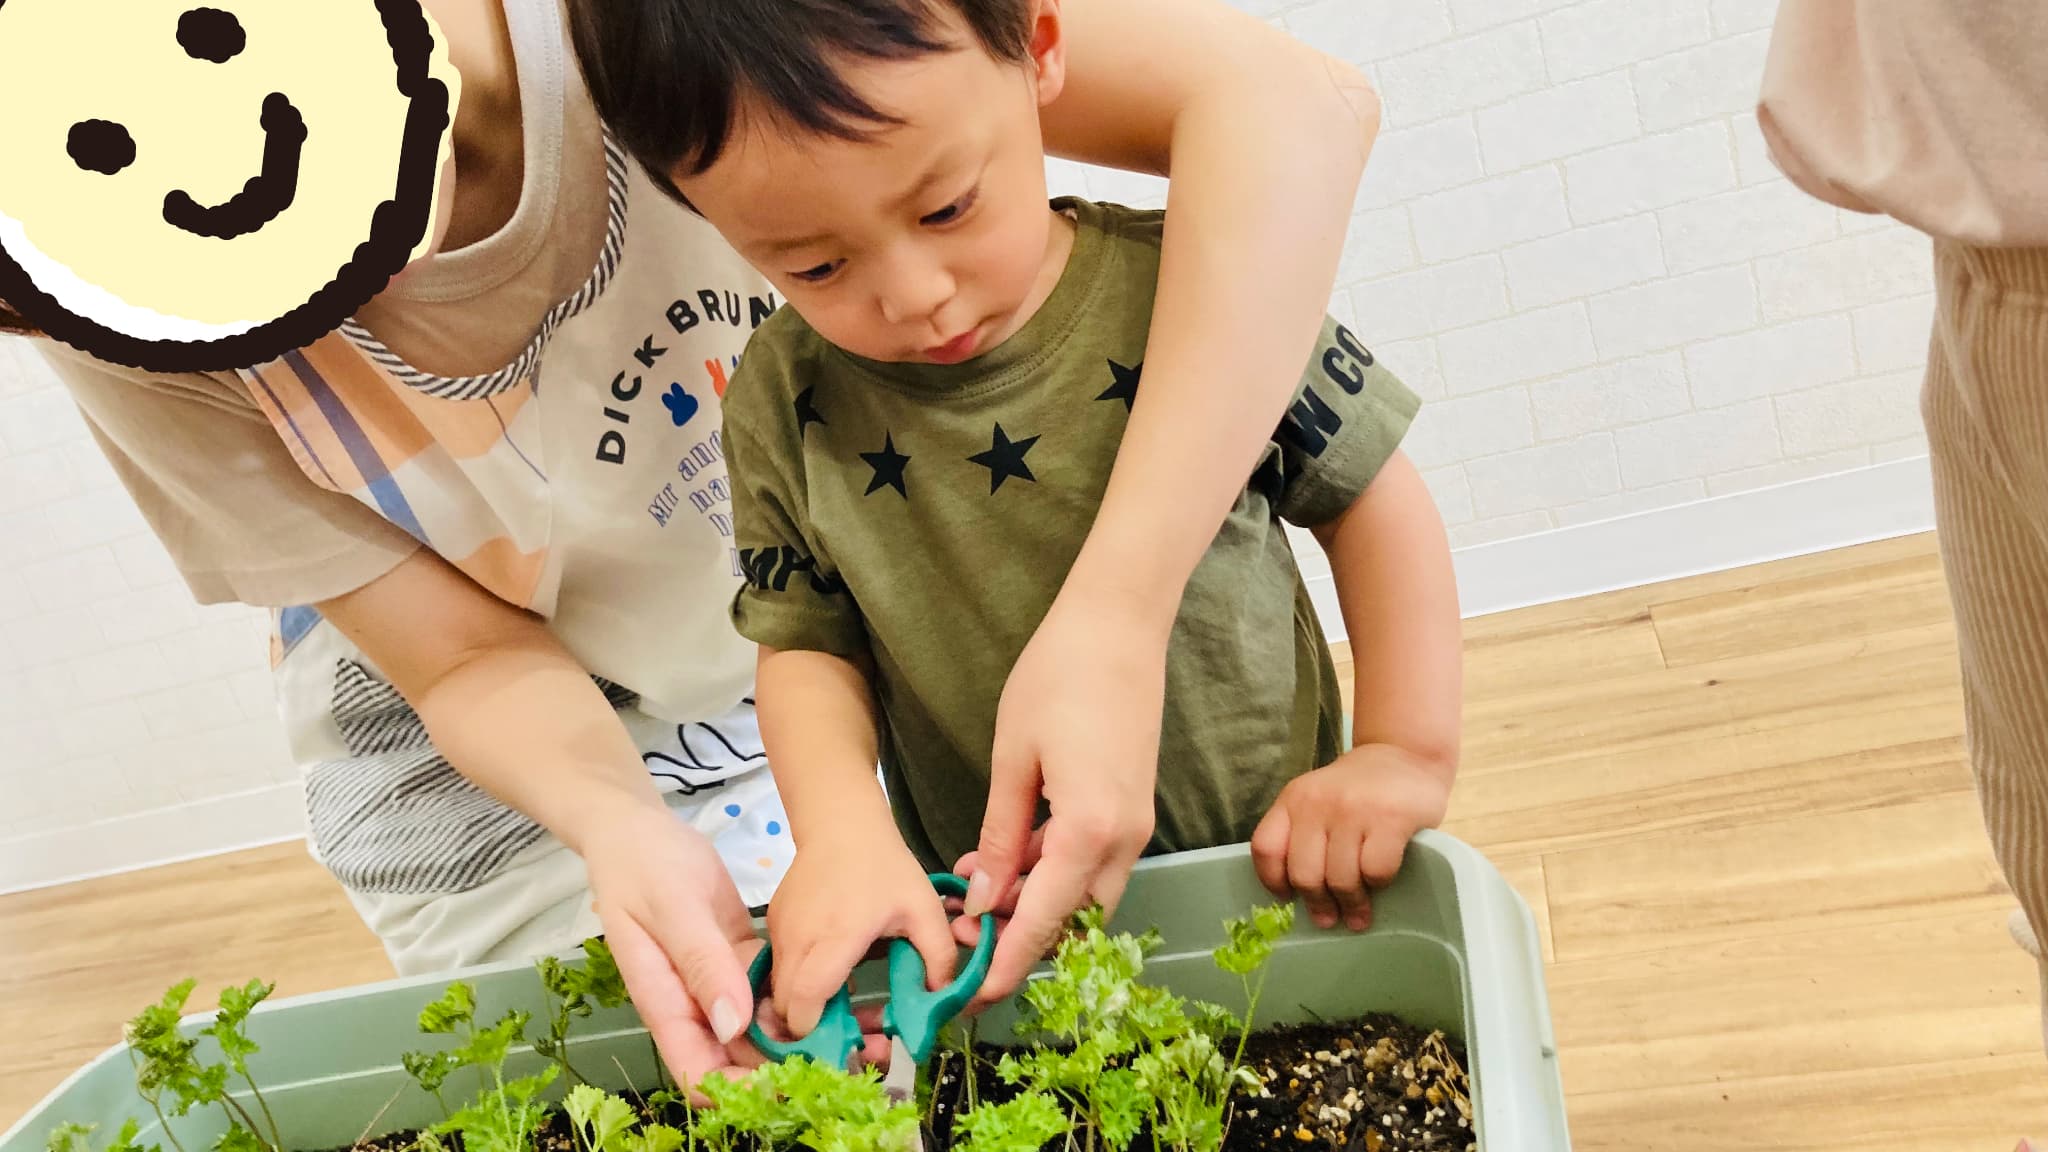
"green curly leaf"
212,1126,265,1152
1095,1069,1150,1152
954,1091,1072,1152
578,938,630,1009
1213,904,1293,976
455,1010,530,1073
104,1118,156,1152
45,1121,96,1152
435,1066,558,1152
401,1050,461,1095
564,1085,637,1152
417,983,477,1036
624,1126,686,1152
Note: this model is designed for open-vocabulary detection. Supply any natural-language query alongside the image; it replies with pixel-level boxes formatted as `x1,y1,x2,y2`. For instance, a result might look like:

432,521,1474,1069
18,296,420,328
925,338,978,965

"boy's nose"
877,255,955,327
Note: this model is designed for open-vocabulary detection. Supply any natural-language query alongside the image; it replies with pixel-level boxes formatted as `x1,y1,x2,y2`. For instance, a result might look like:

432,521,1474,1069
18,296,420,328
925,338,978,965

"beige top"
26,0,799,904
31,0,777,725
1759,1,2048,246
35,0,611,609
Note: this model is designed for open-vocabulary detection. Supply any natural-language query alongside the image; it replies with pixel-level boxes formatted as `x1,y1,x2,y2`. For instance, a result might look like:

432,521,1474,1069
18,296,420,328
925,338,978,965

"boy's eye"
790,260,842,284
920,187,978,227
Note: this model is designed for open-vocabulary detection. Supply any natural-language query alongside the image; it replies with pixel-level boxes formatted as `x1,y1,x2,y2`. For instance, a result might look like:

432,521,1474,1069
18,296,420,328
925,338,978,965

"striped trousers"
1924,240,2048,1050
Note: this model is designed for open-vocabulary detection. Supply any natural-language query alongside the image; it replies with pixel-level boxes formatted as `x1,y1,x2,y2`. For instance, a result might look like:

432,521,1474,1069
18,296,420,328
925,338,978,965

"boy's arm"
1310,450,1462,787
1251,442,1462,932
722,363,957,1035
755,645,960,1036
756,645,889,839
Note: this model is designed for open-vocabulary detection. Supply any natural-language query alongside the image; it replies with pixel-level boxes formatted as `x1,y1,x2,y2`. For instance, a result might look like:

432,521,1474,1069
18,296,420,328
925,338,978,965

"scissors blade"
882,1035,925,1152
883,1035,918,1103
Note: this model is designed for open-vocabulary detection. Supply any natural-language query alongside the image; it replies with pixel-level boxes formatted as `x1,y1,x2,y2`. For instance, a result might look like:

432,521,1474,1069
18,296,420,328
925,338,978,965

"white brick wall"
0,337,288,853
2,0,1940,860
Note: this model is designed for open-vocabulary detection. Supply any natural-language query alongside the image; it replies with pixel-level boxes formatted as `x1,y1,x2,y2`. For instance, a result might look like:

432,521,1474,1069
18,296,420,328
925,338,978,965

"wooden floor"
3,532,2042,1147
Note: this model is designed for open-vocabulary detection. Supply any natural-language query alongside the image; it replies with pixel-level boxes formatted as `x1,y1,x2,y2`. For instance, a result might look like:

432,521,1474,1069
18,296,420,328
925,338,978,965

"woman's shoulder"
27,336,257,409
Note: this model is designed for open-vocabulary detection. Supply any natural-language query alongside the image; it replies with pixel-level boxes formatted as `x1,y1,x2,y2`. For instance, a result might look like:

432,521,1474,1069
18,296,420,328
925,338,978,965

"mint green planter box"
2,831,1567,1152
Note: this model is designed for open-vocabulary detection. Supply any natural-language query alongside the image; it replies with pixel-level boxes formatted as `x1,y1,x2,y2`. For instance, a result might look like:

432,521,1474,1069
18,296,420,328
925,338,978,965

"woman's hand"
319,550,773,1093
581,798,766,1093
967,587,1167,1004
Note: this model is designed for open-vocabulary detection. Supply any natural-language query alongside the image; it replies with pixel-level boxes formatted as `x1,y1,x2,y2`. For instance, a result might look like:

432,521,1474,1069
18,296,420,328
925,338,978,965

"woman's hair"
569,0,1032,205
0,298,42,338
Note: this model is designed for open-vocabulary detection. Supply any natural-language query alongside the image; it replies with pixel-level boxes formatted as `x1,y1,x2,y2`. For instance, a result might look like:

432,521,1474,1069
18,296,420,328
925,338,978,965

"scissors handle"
882,872,997,1065
745,872,996,1069
744,943,865,1068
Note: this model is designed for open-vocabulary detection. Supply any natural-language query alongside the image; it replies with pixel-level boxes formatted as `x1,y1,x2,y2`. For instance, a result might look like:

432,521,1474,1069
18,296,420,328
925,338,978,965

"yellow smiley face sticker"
0,0,459,371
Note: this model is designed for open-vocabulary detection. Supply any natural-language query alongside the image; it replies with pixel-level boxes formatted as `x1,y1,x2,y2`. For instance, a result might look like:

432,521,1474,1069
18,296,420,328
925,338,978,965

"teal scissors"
746,872,997,1104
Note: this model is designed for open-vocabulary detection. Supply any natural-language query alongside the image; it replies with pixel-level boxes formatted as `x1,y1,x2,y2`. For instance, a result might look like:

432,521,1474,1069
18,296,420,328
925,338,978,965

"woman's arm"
1045,0,1378,611
973,0,1380,997
315,548,763,1089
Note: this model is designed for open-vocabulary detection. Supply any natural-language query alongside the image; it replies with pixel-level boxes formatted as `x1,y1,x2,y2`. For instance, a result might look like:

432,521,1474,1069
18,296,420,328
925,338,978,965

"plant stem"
219,1085,273,1145
127,1051,193,1152
650,1037,671,1095
555,1024,589,1088
219,1102,251,1143
962,1020,979,1111
1230,975,1263,1076
493,1065,514,1152
148,1100,191,1152
241,1072,283,1150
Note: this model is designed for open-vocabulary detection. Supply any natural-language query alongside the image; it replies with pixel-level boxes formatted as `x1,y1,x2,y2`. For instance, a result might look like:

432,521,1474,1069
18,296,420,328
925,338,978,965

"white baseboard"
5,457,1936,892
1305,455,1937,639
0,782,306,895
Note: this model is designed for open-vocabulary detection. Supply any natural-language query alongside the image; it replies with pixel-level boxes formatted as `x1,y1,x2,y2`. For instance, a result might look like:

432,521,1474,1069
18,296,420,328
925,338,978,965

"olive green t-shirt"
724,198,1421,871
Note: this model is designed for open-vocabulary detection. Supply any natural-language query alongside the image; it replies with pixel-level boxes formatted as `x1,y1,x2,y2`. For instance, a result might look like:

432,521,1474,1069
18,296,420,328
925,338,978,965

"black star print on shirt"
794,385,827,438
968,423,1040,493
861,433,911,498
1097,358,1142,411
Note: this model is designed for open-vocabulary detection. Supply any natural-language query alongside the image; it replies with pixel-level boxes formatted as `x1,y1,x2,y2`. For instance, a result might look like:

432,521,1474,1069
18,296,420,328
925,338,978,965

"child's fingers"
1250,803,1293,898
778,934,865,1037
1360,826,1410,890
1322,826,1370,931
1287,815,1338,930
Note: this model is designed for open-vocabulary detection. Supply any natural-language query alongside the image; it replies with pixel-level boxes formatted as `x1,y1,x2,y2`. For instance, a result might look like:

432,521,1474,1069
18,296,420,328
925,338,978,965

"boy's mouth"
924,325,983,365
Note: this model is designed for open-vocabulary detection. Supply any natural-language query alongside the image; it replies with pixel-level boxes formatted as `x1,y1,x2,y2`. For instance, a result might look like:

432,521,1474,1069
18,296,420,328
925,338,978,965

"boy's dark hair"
569,0,1034,205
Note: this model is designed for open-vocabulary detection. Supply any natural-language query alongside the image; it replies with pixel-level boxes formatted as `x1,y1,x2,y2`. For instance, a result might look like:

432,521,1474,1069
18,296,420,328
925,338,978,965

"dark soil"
1229,1019,1474,1152
921,1015,1471,1152
334,1016,1472,1152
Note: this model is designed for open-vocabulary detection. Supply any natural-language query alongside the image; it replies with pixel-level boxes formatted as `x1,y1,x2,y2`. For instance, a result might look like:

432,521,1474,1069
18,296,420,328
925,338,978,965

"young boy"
573,0,1462,1035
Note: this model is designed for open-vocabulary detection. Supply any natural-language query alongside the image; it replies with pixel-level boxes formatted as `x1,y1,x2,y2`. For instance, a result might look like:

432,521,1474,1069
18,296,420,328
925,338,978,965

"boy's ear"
1028,0,1067,107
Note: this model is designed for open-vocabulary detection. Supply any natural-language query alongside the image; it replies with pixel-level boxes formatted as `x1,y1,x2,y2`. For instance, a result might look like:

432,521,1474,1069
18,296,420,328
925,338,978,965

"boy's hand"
765,827,958,1037
1250,744,1452,931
